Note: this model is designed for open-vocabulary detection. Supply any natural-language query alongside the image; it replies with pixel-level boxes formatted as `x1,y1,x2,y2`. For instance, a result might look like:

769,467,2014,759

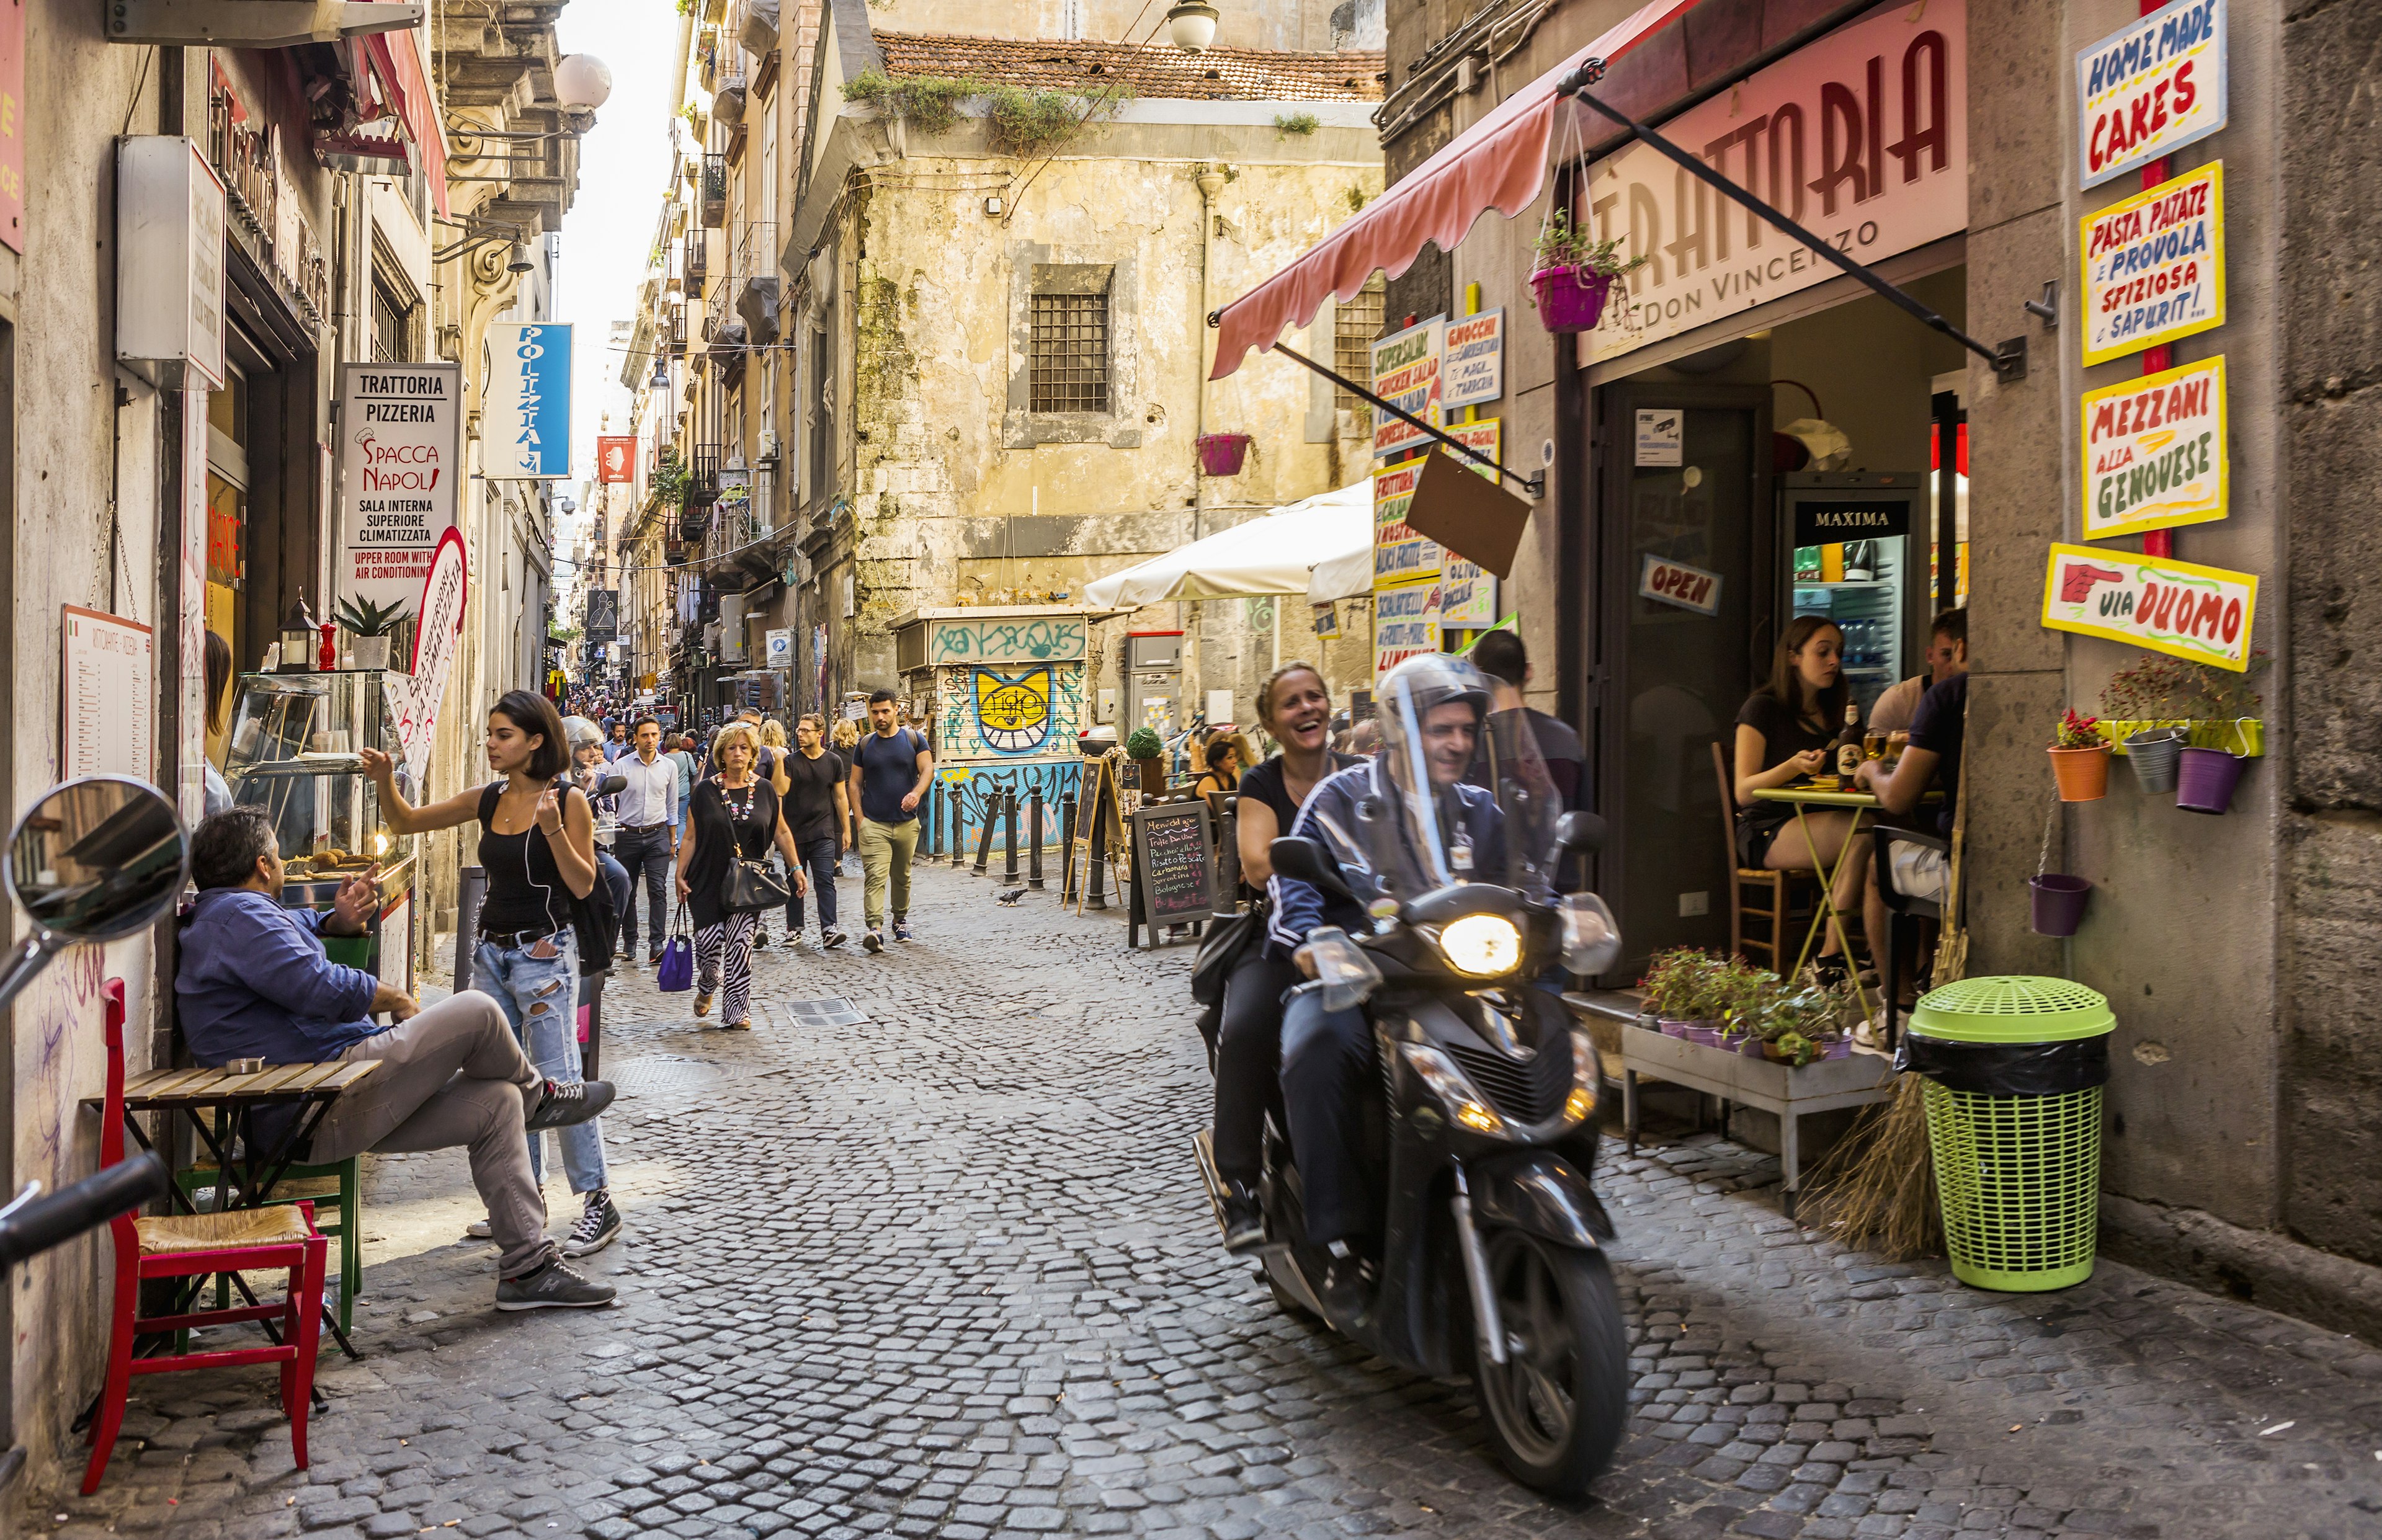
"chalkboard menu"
1130,801,1216,932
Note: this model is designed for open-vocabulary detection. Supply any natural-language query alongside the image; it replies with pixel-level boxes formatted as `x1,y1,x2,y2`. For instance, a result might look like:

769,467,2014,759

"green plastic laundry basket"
1906,976,2115,1292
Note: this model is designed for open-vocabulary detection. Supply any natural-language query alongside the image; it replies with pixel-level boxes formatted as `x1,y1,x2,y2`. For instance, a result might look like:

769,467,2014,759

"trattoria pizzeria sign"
2081,355,2226,540
1582,0,1966,365
2040,544,2255,671
336,362,462,615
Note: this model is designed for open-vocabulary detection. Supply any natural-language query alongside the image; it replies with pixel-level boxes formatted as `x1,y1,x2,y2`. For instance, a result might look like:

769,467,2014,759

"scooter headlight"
1561,1027,1601,1125
1435,912,1522,977
1399,1043,1506,1134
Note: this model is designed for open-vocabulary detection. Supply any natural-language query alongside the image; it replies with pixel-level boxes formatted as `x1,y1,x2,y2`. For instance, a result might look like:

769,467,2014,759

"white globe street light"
1166,1,1219,53
555,54,615,112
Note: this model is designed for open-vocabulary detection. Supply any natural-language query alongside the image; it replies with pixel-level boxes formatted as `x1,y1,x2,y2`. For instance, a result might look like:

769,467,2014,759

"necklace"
720,777,758,823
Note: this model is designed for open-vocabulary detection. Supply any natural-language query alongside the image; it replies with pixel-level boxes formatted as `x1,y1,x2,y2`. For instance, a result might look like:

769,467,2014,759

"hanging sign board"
61,607,155,781
1440,309,1504,410
481,321,573,479
1311,602,1340,639
596,435,637,483
1370,315,1442,460
1374,578,1443,679
337,361,462,616
1584,1,1968,365
390,527,471,790
115,137,226,391
2081,161,2224,366
1372,457,1439,585
2041,543,2255,671
2081,355,2227,540
1638,554,1723,616
2076,0,2226,190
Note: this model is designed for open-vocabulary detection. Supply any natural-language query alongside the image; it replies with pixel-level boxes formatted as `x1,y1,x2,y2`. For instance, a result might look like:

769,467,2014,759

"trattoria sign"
1582,0,1966,366
2040,543,2255,671
2081,355,2226,540
2076,0,2226,190
2081,161,2223,365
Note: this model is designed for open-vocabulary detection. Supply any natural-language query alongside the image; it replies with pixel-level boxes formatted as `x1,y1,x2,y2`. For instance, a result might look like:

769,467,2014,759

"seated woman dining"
1733,615,1869,982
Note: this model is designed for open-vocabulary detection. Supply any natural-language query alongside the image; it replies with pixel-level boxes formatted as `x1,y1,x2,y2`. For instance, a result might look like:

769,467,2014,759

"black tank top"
476,781,581,937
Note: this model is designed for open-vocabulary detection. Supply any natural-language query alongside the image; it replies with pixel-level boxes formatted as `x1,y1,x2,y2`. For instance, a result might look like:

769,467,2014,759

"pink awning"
369,30,449,217
1210,0,1697,381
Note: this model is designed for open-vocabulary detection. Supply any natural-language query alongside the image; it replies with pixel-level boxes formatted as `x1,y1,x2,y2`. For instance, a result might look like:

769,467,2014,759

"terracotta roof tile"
873,33,1386,104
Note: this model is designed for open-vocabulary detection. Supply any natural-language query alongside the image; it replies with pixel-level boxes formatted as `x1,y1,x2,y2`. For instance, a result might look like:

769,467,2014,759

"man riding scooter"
1268,656,1515,1291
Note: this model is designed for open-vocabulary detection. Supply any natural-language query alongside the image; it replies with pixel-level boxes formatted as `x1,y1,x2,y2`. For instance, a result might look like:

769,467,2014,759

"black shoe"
1811,953,1851,987
1321,1242,1378,1312
752,930,770,950
527,1079,616,1131
561,1190,623,1258
1221,1182,1264,1253
646,951,664,968
823,930,848,950
494,1258,617,1311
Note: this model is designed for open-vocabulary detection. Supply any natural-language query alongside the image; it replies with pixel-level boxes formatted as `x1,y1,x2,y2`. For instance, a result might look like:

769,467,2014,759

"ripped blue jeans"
474,930,609,1194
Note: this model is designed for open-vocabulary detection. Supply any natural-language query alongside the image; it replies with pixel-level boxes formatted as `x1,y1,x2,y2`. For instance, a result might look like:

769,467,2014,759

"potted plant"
2048,708,2110,801
1528,207,1644,334
2095,651,2268,791
1640,948,1705,1036
1124,726,1166,791
334,596,409,670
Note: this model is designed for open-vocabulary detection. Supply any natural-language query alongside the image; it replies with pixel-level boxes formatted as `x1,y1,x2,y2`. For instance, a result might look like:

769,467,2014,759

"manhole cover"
781,997,865,1028
605,1055,733,1095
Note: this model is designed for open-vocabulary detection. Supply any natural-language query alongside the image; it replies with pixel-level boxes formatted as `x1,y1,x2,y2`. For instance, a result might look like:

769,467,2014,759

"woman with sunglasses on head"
362,690,628,1264
675,723,808,1030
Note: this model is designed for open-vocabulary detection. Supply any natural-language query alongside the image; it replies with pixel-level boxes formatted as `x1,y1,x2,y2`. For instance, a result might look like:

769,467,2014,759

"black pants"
1213,950,1301,1185
613,825,673,953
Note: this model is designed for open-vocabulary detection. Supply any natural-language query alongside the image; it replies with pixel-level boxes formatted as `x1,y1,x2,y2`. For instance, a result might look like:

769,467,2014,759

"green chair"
177,1151,362,1334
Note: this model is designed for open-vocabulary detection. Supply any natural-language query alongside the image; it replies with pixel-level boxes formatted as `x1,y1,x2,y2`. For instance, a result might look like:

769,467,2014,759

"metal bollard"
1028,789,1045,889
453,866,487,997
924,781,939,858
1061,801,1077,900
1002,790,1022,884
971,796,997,876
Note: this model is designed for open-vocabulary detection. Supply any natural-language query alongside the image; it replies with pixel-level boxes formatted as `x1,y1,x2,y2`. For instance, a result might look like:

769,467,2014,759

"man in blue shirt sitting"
177,808,620,1311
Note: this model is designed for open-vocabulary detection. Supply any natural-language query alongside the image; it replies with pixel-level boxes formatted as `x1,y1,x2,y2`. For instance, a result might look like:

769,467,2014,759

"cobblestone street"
43,865,2382,1540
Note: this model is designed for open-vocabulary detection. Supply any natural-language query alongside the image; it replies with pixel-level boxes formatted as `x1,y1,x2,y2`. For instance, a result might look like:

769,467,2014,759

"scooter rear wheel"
1470,1231,1629,1500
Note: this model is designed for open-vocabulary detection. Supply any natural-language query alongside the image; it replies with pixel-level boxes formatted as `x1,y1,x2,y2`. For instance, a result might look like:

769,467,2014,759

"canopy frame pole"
1241,339,1546,497
1556,61,2027,380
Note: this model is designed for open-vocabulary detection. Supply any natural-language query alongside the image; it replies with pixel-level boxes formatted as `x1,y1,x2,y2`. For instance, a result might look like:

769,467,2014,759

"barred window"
371,270,419,363
1333,277,1386,422
1029,265,1112,414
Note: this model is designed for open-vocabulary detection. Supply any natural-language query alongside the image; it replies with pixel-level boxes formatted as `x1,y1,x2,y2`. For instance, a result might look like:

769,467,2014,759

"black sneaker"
561,1191,623,1258
893,918,913,942
822,930,848,950
862,930,883,954
1221,1182,1264,1253
753,929,770,950
495,1258,617,1311
527,1079,616,1131
646,951,664,969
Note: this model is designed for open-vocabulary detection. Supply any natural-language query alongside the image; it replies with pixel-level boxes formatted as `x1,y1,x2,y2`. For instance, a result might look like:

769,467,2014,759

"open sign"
1638,554,1721,616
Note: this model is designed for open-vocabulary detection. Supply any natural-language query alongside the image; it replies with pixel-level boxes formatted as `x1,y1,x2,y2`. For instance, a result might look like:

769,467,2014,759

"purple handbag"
655,904,695,993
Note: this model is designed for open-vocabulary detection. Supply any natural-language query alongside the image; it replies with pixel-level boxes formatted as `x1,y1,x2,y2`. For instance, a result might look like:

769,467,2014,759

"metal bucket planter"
2047,744,2111,801
350,635,391,670
2175,746,2249,814
2028,874,2092,937
2121,728,2184,793
1529,265,1613,332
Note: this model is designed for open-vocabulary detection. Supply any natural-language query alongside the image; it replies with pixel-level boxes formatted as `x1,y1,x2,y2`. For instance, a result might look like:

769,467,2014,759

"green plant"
1532,205,1645,278
1640,948,1712,1019
2097,649,2266,721
841,69,1131,156
1343,183,1372,212
1274,110,1320,136
2052,708,2102,750
334,595,411,636
651,445,690,510
1125,727,1164,760
842,68,983,135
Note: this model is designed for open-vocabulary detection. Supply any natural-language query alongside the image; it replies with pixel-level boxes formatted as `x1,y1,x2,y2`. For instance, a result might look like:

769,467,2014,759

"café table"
1747,781,1940,1018
89,1061,378,1361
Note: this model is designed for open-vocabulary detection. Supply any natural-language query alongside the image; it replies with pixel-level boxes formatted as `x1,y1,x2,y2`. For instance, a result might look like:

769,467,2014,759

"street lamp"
554,55,615,112
1166,1,1219,53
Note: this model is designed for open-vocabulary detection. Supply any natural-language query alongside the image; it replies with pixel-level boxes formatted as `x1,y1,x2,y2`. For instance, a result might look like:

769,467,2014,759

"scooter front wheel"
1470,1231,1629,1499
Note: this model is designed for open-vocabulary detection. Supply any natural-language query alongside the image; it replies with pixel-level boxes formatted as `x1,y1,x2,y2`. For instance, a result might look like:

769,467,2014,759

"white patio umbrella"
1081,481,1371,608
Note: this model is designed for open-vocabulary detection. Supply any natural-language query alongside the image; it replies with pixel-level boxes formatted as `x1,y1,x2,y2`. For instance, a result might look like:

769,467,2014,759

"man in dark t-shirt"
847,690,934,950
783,713,854,948
1463,630,1590,810
1857,662,1966,941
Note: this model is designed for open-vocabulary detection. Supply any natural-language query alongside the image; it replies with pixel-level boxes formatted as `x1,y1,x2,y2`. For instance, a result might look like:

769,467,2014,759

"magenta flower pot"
2175,746,2248,814
2028,873,2092,937
1529,265,1613,333
1195,432,1251,476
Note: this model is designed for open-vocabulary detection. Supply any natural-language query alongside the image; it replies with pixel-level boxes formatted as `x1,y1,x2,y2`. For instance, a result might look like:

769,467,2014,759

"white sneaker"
465,1218,493,1239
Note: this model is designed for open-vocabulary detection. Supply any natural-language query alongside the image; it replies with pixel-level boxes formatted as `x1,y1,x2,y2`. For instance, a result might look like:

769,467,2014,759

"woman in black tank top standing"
363,690,627,1260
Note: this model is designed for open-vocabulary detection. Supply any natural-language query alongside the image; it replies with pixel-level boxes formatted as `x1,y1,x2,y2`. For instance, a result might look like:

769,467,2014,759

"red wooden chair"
83,979,328,1494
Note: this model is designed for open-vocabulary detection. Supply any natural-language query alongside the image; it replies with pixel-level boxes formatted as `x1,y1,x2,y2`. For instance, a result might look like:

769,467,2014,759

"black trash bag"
1896,1032,2109,1097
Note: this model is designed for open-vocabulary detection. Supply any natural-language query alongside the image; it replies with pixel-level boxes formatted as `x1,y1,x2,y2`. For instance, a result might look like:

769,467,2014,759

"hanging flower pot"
2047,744,2111,801
1195,432,1251,476
2028,873,2092,937
2175,746,2249,814
1528,265,1613,333
2121,727,2184,793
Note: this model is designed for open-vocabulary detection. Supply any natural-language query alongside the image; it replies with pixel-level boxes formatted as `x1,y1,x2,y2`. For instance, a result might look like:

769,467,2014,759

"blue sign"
483,321,572,479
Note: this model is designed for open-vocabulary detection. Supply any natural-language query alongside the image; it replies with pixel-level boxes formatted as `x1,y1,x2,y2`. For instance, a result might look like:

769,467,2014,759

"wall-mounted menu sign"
2041,543,2255,671
2076,0,2226,189
1370,315,1442,460
1440,309,1504,409
1792,500,1911,548
2081,355,2226,540
2081,161,2224,365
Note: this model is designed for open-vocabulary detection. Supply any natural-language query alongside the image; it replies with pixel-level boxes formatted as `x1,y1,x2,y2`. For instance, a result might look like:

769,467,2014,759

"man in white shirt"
613,716,680,966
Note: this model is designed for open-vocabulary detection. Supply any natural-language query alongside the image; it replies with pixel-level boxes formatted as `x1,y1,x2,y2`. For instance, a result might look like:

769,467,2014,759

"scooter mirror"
1555,811,1607,855
0,777,190,1013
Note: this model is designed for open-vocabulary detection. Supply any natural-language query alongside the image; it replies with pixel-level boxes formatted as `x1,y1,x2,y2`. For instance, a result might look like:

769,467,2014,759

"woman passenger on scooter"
1211,664,1360,1252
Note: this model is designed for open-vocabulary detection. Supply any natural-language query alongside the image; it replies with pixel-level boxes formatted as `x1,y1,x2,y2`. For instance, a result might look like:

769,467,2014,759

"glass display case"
221,671,417,947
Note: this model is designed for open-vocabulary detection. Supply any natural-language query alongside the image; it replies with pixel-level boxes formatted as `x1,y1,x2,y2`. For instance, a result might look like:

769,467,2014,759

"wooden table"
1748,783,1940,1015
92,1061,379,1359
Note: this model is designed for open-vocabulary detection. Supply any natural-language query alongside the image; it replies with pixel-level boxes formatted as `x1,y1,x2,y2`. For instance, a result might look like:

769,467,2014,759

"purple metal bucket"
2175,746,2248,814
1530,265,1613,332
2028,873,2093,937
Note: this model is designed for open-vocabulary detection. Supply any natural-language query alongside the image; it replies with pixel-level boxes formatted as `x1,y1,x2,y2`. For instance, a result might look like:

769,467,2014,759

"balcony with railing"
699,153,727,227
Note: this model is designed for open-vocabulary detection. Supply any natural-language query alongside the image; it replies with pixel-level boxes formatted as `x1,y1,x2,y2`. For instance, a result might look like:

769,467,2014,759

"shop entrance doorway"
1592,382,1773,972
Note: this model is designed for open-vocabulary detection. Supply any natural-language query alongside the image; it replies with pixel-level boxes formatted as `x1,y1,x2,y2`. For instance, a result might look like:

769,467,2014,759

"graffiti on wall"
975,667,1051,752
939,662,1085,758
927,616,1087,665
936,757,1083,847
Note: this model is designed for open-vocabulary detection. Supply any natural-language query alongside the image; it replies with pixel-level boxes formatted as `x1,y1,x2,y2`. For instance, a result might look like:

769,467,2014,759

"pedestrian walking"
610,715,679,967
783,712,854,948
848,689,934,953
753,719,796,948
563,718,634,943
360,691,628,1260
668,732,702,845
676,723,808,1029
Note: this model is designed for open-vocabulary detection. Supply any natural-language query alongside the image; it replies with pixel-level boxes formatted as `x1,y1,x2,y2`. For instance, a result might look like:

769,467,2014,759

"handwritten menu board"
1131,801,1216,930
